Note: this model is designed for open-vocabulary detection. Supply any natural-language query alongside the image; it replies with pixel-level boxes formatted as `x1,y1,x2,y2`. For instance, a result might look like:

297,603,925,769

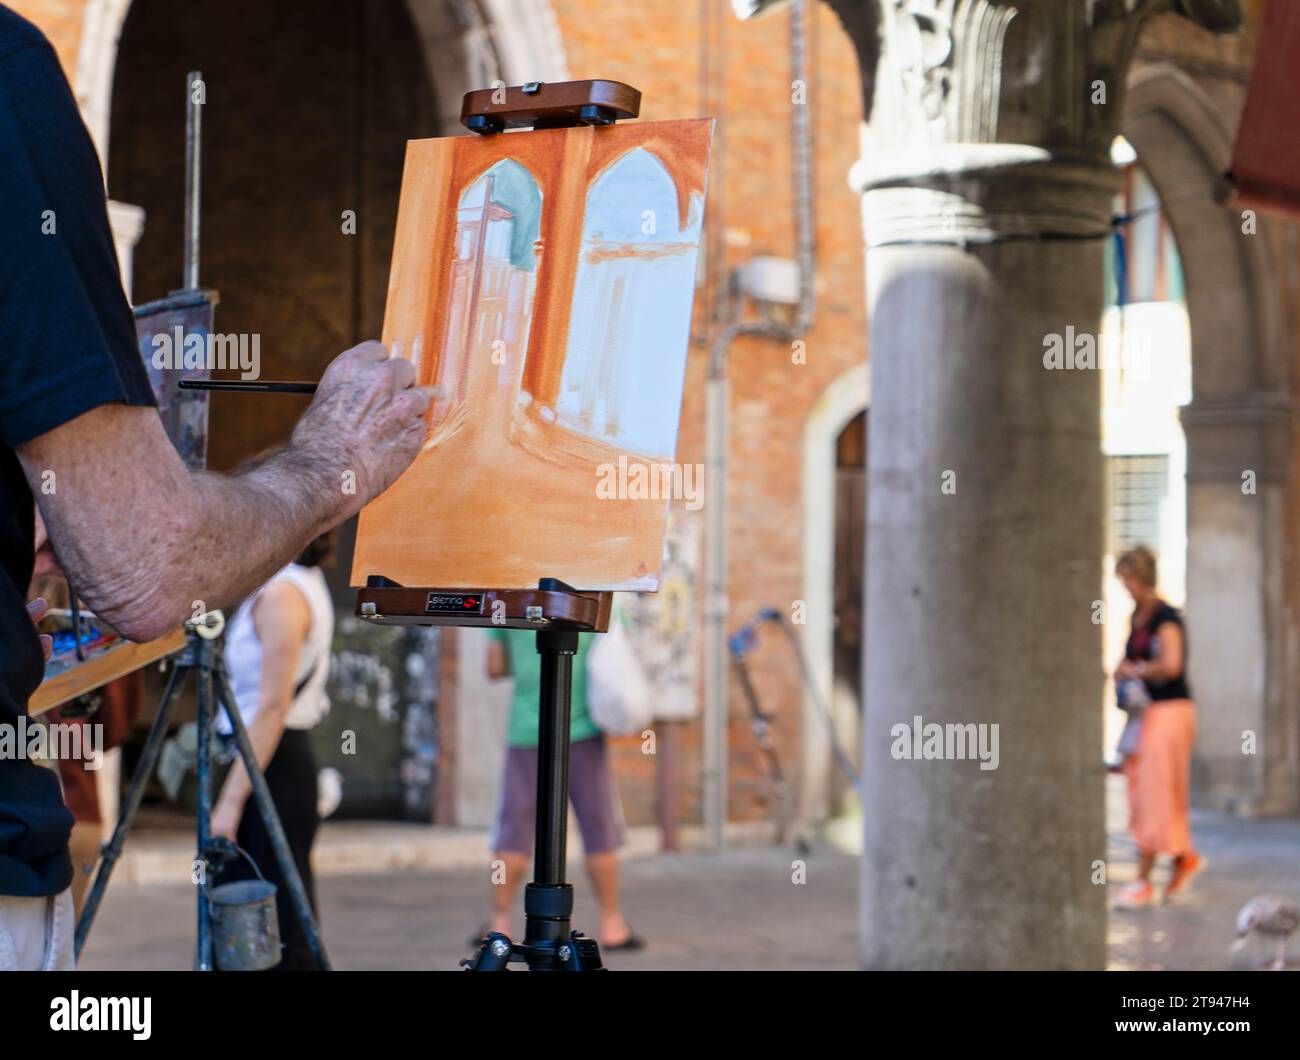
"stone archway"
74,0,570,343
73,0,570,168
1123,63,1296,815
800,364,869,828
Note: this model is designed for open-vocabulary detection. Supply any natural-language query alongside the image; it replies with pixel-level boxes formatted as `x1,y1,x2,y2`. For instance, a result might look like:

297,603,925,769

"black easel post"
457,582,606,971
522,628,577,957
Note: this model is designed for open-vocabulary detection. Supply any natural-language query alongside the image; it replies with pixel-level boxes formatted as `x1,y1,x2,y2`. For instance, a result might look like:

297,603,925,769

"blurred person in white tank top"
211,530,335,970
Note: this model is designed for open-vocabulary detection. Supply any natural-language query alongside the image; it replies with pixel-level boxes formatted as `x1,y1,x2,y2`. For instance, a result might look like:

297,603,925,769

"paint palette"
30,610,185,718
37,610,117,679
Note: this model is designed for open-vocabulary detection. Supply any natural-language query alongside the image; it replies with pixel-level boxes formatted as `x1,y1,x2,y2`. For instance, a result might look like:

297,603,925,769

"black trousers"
221,727,320,971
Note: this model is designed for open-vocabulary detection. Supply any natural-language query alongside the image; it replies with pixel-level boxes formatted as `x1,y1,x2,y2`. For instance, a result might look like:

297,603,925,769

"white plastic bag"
586,616,652,736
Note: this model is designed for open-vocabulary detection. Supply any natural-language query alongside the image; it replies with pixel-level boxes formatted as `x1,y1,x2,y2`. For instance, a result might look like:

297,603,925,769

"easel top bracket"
461,79,640,134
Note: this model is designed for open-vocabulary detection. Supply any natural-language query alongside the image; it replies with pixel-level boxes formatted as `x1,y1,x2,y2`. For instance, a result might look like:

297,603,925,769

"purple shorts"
490,736,626,856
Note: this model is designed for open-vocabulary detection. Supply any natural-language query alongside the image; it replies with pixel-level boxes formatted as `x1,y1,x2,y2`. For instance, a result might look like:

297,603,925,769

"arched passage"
1123,63,1297,814
75,0,569,168
800,363,869,828
107,0,441,472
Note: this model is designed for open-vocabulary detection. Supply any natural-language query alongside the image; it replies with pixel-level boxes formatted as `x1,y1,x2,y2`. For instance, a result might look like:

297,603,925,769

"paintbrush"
179,380,319,394
179,381,448,397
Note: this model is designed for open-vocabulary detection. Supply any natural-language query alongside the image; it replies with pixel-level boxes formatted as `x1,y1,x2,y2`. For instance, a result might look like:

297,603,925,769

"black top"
1125,600,1192,703
0,7,156,896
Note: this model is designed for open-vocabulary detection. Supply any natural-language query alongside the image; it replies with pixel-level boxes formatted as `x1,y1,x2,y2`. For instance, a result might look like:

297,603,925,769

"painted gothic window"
434,159,541,440
552,147,703,460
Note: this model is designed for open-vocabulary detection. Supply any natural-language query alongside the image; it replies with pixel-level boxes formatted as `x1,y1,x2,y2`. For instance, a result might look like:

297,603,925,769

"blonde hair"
1116,545,1157,588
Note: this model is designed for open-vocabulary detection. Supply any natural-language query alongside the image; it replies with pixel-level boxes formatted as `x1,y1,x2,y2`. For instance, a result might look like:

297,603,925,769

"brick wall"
8,0,80,68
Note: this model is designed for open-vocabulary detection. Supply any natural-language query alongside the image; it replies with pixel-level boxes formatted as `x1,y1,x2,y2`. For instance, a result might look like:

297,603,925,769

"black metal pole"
75,655,187,957
518,627,579,964
194,638,215,971
463,591,605,971
533,628,577,885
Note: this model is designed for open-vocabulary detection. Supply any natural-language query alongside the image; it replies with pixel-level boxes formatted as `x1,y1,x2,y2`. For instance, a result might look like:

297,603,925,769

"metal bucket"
210,852,281,971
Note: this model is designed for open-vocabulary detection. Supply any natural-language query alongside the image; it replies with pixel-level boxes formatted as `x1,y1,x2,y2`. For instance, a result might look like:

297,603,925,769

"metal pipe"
183,70,203,290
703,0,817,851
702,370,730,851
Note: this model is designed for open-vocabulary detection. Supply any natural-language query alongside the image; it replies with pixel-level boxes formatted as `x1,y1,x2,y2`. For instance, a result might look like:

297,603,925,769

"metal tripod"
74,615,331,970
463,627,604,971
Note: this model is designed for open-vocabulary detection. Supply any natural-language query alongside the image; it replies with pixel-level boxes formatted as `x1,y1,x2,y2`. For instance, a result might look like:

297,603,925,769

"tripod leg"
211,663,332,971
75,657,188,958
195,646,216,971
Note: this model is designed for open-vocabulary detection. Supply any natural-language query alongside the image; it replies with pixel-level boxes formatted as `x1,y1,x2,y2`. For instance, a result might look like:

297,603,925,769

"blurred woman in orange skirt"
1112,546,1204,909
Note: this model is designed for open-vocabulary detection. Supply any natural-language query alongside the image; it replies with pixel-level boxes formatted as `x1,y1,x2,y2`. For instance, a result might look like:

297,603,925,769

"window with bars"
1108,454,1170,556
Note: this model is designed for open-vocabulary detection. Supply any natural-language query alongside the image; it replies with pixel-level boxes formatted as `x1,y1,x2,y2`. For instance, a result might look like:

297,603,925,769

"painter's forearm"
24,343,426,642
100,442,344,640
180,445,343,614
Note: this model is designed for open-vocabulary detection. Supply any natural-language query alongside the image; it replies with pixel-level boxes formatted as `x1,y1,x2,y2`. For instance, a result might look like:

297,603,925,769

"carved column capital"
827,0,1244,240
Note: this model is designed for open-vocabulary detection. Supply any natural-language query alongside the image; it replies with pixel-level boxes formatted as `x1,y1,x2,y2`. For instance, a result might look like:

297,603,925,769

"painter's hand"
27,598,53,660
290,341,434,518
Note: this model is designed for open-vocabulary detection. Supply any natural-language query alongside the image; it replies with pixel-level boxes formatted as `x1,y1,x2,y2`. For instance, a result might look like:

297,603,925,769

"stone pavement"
1106,805,1300,972
76,841,859,971
75,782,1300,970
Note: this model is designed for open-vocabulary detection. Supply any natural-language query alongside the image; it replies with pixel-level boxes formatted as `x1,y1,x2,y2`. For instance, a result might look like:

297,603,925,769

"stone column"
825,0,1243,969
1181,395,1297,816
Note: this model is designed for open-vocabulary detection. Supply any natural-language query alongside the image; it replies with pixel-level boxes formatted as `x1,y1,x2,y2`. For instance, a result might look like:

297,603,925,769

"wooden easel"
353,78,649,638
353,80,649,971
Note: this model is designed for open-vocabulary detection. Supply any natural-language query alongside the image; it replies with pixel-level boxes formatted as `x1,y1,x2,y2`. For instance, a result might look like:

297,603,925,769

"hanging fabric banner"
1226,0,1300,220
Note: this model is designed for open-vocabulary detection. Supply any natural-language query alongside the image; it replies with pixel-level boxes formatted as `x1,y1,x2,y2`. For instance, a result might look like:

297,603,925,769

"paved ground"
77,783,1300,971
78,843,859,971
1107,811,1300,972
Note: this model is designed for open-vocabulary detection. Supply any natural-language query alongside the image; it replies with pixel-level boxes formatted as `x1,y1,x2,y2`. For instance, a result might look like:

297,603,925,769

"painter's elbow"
89,577,190,644
93,500,203,643
106,603,181,645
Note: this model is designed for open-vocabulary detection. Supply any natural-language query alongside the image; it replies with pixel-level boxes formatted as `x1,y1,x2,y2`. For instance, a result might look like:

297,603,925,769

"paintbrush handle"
178,380,318,394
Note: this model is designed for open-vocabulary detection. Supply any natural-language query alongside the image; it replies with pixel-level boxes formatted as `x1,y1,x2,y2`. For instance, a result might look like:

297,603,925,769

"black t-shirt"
0,7,156,896
1125,600,1192,703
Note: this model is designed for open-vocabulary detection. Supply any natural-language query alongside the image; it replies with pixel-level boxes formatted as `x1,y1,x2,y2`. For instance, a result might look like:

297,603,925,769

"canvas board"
134,290,213,471
352,118,713,591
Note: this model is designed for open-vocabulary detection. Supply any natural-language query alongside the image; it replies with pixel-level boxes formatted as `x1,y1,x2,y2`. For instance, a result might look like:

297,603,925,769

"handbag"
586,613,652,736
1115,676,1150,758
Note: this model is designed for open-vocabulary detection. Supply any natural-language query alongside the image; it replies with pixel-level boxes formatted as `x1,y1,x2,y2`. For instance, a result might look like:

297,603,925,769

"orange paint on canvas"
352,119,713,591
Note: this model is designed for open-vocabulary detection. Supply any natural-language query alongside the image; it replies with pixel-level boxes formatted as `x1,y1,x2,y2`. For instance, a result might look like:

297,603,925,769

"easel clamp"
461,78,640,134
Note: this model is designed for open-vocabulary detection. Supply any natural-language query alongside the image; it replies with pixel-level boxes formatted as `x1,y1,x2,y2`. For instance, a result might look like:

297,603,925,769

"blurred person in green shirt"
483,628,642,950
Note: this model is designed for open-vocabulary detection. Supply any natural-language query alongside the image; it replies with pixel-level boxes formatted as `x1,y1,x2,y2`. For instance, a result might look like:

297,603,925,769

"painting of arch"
352,119,713,591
